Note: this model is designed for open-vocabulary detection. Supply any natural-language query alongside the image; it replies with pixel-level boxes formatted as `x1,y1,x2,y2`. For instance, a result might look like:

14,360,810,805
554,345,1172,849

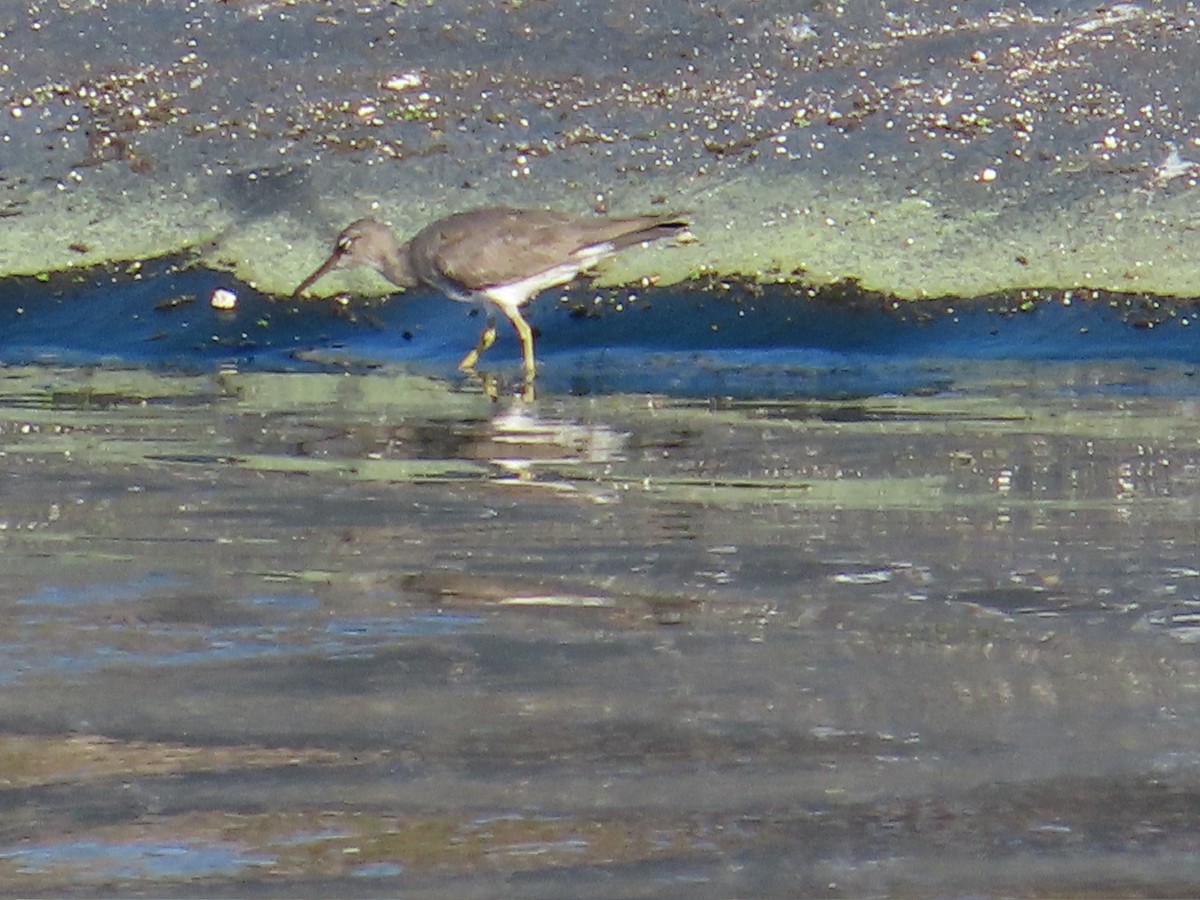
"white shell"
210,288,238,310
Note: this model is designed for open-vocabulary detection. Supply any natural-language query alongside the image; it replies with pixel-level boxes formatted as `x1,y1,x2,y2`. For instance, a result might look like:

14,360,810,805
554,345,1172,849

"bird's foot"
459,320,499,371
470,370,536,403
477,371,501,401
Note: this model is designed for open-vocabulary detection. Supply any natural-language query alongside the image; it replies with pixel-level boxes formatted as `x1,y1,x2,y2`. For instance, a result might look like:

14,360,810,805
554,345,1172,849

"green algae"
6,166,1194,302
5,0,1200,307
0,170,229,277
237,453,490,481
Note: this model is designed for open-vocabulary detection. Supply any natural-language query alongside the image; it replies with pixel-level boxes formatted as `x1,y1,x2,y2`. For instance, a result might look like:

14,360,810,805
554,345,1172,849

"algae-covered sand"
2,1,1198,299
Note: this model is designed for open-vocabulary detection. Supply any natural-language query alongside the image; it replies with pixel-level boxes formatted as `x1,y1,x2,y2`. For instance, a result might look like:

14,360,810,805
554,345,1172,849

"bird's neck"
379,244,417,288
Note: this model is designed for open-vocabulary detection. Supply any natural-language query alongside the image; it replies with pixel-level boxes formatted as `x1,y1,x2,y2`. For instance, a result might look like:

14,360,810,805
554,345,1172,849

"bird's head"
293,218,415,298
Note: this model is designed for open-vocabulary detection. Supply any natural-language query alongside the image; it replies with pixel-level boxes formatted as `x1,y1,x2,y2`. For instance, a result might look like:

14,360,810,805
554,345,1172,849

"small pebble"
384,72,423,92
211,288,238,310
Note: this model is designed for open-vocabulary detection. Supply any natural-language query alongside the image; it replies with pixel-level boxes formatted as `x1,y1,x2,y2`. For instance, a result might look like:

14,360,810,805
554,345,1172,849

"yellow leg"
499,307,537,380
477,371,500,402
458,317,498,371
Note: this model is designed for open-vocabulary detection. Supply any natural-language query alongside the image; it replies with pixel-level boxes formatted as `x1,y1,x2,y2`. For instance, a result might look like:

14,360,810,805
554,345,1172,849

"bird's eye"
337,236,355,252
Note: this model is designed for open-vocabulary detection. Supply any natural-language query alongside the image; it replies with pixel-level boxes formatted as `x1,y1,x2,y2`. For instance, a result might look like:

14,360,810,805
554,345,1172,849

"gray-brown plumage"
294,207,690,379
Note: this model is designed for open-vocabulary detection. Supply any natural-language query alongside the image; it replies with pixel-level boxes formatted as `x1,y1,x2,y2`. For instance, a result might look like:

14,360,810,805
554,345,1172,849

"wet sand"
3,1,1200,297
3,363,1200,896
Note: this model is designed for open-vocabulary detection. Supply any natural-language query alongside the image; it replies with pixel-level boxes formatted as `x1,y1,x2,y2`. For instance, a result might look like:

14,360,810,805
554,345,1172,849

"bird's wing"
419,208,687,290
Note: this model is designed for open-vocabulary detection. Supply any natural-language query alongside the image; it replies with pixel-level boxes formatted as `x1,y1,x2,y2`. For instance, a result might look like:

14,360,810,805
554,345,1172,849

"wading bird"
294,207,690,379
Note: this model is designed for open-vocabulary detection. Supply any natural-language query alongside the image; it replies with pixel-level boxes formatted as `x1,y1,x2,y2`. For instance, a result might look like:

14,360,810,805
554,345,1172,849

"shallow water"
3,275,1200,895
4,264,1199,395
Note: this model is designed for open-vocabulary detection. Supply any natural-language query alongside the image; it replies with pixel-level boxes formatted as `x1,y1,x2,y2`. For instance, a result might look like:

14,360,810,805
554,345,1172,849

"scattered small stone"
155,294,195,311
383,72,423,92
210,288,238,310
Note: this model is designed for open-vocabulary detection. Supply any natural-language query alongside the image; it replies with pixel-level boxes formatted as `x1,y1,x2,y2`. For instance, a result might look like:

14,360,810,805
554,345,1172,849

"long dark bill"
292,250,344,300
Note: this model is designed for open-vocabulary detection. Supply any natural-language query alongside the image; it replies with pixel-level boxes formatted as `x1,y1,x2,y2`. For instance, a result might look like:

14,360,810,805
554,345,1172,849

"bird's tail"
597,214,692,252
